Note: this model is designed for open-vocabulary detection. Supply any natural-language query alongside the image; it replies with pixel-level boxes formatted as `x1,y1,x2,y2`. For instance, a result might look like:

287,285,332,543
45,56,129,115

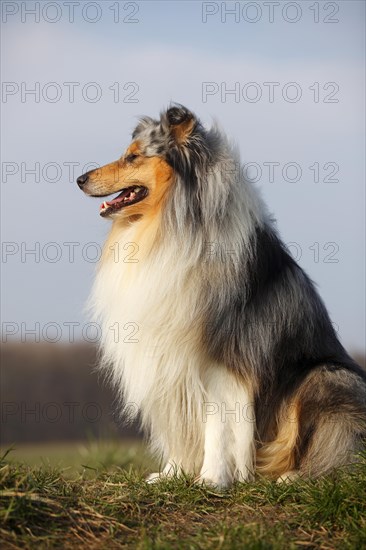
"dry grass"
0,445,365,549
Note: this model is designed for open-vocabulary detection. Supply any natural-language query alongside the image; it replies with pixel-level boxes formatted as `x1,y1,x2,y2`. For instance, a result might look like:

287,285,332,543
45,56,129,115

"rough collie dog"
77,105,366,488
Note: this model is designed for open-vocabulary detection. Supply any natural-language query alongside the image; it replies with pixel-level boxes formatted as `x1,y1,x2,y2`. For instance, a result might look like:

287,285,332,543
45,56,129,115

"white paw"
146,463,182,484
146,472,163,484
276,470,299,484
197,474,232,491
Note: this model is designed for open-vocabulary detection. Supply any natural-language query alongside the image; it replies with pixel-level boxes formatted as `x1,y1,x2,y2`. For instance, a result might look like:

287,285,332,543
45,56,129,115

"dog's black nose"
77,173,89,188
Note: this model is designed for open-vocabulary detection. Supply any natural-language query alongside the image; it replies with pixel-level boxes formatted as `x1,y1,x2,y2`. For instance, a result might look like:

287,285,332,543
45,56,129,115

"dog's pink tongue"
99,189,131,210
106,195,125,206
99,196,124,211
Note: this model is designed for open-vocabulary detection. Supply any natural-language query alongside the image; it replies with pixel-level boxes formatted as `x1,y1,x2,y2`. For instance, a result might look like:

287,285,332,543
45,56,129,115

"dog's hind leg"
296,366,366,477
257,365,366,480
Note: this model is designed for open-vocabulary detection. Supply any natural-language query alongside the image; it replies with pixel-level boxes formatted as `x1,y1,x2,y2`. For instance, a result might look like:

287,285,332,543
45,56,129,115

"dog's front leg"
199,403,233,489
199,367,254,489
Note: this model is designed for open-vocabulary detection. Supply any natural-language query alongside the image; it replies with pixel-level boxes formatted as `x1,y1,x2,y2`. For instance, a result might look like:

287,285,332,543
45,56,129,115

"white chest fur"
89,222,254,480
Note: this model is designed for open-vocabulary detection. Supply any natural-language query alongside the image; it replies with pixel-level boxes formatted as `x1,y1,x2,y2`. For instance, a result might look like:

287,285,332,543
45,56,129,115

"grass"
0,444,365,549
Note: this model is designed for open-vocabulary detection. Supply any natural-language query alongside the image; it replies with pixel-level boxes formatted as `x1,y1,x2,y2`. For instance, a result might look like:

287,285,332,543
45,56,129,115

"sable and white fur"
78,105,366,488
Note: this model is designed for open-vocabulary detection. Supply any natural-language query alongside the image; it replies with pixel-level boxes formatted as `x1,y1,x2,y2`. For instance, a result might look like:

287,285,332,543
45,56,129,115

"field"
1,443,365,549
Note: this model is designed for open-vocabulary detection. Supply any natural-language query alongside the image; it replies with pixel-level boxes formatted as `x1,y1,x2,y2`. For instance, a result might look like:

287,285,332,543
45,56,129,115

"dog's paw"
276,470,299,484
146,472,163,484
196,475,232,491
146,461,183,484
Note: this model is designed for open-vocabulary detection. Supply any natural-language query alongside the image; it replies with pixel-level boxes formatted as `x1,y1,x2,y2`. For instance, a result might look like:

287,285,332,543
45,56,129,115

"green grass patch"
1,446,365,549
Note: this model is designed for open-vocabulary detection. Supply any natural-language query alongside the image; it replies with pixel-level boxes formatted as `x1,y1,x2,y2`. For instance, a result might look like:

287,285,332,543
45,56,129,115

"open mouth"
99,186,148,217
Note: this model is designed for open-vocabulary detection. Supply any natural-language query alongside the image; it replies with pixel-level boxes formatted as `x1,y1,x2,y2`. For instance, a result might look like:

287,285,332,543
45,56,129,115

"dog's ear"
165,105,196,145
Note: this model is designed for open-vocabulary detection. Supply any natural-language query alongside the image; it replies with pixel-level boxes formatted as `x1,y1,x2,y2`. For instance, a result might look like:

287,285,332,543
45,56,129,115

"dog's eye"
125,153,138,163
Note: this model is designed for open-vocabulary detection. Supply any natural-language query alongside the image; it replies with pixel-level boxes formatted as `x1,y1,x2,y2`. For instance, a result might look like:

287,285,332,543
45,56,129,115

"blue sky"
1,1,365,353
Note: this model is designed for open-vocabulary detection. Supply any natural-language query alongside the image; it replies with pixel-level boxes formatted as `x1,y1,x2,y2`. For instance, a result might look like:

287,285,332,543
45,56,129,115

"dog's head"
77,105,208,220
